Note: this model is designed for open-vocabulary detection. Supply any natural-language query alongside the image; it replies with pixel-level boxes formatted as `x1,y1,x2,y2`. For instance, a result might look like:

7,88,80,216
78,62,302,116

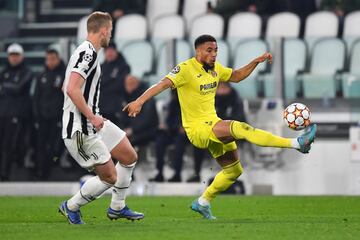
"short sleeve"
72,49,97,80
217,62,233,82
165,64,187,88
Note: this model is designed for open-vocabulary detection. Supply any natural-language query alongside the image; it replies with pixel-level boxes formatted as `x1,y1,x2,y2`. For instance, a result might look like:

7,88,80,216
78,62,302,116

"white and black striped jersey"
62,40,101,139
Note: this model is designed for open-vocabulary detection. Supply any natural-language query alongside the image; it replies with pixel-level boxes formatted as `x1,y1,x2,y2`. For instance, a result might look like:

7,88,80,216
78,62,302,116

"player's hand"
123,100,143,117
90,115,104,131
256,52,273,64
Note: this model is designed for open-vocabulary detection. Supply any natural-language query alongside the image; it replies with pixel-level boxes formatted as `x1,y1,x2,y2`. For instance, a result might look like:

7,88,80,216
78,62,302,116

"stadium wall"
245,139,359,195
1,138,359,196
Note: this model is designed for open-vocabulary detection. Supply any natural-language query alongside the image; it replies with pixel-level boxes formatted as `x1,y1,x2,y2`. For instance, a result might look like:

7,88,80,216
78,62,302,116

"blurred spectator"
93,0,147,36
320,0,360,35
247,0,288,35
99,41,130,127
208,0,252,35
121,75,158,148
186,148,206,182
209,0,288,35
287,0,317,19
32,48,65,180
287,0,317,37
0,43,33,181
216,82,247,123
321,0,360,16
247,0,288,17
210,0,251,20
93,0,146,19
150,91,206,183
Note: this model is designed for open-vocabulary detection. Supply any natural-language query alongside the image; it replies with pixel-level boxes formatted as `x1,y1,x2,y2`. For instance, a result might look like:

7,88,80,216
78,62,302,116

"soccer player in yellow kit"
123,35,316,220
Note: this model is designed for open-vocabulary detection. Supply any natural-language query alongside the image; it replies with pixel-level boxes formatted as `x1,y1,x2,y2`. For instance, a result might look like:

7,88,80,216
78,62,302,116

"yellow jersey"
165,57,232,131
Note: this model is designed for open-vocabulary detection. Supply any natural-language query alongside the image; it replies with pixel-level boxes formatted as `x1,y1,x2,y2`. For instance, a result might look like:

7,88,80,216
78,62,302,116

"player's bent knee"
224,162,243,181
99,173,117,185
128,149,138,164
114,147,138,165
121,151,137,165
131,151,138,163
107,174,117,185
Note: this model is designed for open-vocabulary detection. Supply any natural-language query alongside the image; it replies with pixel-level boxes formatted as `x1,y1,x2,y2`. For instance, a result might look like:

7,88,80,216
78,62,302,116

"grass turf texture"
0,196,359,240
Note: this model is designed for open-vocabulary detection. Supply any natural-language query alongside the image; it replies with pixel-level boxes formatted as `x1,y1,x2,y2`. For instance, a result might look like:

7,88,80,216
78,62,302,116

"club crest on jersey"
171,65,180,74
83,53,93,62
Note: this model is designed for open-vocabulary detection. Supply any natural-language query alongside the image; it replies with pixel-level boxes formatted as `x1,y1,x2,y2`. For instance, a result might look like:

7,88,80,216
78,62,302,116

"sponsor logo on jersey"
200,81,217,91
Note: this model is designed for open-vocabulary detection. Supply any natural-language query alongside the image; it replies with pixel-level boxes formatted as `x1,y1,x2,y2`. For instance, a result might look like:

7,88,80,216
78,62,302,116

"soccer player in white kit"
58,11,144,224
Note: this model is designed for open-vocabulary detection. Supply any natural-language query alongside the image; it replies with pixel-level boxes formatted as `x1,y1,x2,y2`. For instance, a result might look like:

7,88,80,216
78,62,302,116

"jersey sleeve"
71,48,97,80
165,64,187,88
217,62,233,82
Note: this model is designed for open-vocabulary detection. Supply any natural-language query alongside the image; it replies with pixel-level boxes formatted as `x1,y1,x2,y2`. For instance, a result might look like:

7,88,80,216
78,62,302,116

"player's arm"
123,77,173,117
66,72,104,130
229,52,272,83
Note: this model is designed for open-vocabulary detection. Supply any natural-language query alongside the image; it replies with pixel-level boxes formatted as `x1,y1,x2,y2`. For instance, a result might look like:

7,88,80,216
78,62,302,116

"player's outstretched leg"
59,201,84,224
107,205,144,221
230,121,317,153
296,124,317,153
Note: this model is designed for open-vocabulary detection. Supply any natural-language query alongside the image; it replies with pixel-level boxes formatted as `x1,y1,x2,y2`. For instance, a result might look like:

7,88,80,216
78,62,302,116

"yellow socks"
202,160,243,202
200,121,294,204
230,121,292,148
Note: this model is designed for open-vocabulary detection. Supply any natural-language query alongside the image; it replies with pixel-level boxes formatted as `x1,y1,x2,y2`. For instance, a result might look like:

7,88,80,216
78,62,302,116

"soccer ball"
283,103,311,131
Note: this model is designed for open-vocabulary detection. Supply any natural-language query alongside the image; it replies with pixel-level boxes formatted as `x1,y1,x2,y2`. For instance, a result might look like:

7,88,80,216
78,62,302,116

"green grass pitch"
0,196,359,240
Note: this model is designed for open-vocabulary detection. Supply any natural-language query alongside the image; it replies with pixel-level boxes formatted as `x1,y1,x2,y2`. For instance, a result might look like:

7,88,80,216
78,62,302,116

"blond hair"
87,11,112,33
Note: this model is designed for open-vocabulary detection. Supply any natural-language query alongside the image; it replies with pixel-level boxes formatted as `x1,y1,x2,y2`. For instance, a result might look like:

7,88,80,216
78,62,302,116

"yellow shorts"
186,118,237,158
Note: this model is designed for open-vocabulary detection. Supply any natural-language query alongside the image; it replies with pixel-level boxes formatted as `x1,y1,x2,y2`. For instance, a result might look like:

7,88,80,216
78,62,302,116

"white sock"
110,162,135,211
67,176,113,211
198,196,210,206
291,138,300,149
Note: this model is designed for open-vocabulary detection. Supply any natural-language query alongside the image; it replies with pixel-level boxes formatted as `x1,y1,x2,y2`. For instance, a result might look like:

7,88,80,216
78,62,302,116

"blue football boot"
58,201,84,224
107,205,144,221
297,124,317,153
190,199,216,220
